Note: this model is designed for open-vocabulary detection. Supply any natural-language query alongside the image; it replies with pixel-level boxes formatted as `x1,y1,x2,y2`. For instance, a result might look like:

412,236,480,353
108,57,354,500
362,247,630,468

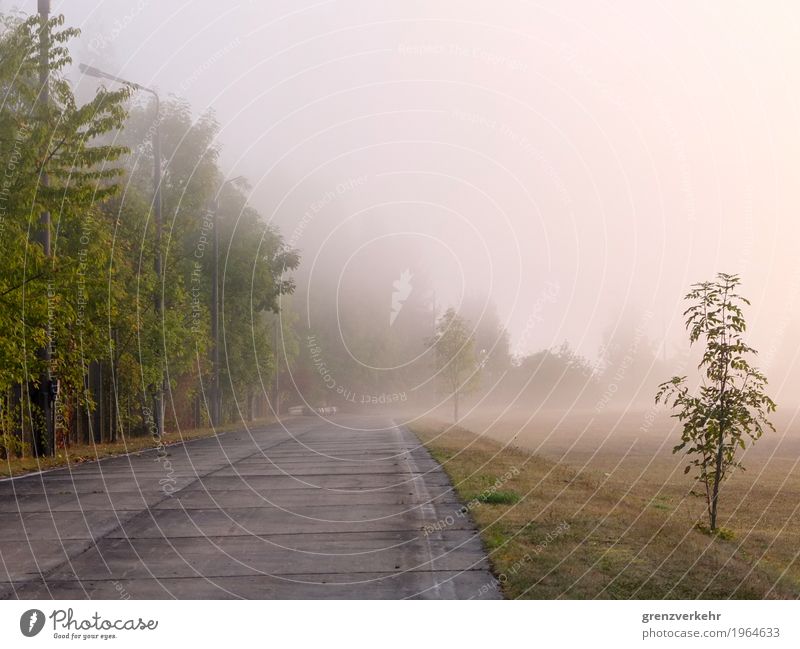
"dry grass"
410,417,800,599
0,418,276,479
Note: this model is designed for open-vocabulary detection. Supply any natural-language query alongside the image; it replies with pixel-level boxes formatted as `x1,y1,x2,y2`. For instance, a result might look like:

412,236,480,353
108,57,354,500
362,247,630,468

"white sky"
7,1,800,394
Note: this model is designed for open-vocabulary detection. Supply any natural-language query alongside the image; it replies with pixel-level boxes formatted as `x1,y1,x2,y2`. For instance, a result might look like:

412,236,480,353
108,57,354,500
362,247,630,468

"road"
0,414,498,599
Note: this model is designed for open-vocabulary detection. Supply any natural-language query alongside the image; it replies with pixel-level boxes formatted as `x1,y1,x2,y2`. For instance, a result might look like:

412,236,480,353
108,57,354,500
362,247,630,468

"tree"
0,9,301,457
0,13,129,454
214,185,298,422
105,100,298,430
458,296,512,381
267,301,300,415
429,308,479,422
295,240,438,409
656,273,775,532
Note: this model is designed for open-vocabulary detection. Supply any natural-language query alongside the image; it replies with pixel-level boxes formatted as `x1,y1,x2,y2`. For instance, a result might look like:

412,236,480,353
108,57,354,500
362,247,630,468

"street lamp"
79,63,165,440
210,176,242,427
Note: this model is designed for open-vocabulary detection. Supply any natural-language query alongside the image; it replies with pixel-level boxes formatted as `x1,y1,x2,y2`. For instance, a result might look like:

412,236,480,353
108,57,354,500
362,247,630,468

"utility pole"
78,64,163,440
35,0,54,456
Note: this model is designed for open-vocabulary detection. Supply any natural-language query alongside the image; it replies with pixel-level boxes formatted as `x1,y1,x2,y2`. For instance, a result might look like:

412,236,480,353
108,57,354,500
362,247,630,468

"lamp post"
210,176,242,427
78,63,164,440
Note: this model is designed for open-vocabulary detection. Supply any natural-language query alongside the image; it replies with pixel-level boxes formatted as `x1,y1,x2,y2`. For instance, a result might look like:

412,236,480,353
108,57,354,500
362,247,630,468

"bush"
0,432,26,459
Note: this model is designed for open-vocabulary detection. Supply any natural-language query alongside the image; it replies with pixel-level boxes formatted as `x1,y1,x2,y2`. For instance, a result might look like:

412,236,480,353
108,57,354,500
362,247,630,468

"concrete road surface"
0,414,499,599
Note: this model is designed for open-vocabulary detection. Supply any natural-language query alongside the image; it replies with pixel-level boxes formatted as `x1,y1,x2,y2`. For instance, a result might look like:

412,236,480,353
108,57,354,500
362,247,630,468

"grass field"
410,410,800,599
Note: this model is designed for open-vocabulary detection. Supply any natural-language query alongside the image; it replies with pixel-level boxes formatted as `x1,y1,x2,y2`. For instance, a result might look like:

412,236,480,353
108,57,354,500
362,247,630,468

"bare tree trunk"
107,367,116,442
711,384,728,532
710,303,730,533
12,384,24,457
710,427,725,531
453,390,459,423
18,383,32,456
90,361,102,444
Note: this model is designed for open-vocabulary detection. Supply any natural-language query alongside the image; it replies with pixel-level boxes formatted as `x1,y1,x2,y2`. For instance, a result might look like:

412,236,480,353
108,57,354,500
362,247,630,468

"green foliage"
458,296,512,378
429,308,480,422
102,98,298,431
0,10,299,450
477,490,520,505
0,434,24,459
0,13,129,433
656,273,775,531
267,302,301,414
695,522,736,540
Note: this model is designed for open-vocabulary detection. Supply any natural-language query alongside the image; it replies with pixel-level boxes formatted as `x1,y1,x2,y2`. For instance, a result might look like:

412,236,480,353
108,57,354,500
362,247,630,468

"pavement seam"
1,422,317,599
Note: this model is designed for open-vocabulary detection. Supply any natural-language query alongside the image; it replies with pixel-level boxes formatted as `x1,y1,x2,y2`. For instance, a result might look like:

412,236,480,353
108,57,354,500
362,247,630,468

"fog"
10,0,800,407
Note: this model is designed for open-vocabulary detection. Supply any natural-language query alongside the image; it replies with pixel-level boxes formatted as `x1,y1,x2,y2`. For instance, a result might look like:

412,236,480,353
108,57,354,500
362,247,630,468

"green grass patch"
650,496,671,511
477,490,520,505
695,523,736,540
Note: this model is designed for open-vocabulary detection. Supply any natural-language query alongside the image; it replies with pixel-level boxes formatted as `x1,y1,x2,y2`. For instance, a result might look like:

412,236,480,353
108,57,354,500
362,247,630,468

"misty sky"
7,1,800,397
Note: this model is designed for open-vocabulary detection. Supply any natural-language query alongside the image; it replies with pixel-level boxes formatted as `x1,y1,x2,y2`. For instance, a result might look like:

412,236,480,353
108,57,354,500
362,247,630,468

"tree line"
0,13,297,458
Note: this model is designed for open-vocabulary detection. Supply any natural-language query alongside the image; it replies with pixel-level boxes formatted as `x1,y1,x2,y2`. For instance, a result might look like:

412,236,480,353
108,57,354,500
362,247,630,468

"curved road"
0,414,498,599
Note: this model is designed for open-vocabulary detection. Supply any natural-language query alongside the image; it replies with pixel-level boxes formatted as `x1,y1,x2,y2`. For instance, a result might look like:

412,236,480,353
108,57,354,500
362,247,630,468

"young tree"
429,308,480,422
656,273,775,532
458,296,512,380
